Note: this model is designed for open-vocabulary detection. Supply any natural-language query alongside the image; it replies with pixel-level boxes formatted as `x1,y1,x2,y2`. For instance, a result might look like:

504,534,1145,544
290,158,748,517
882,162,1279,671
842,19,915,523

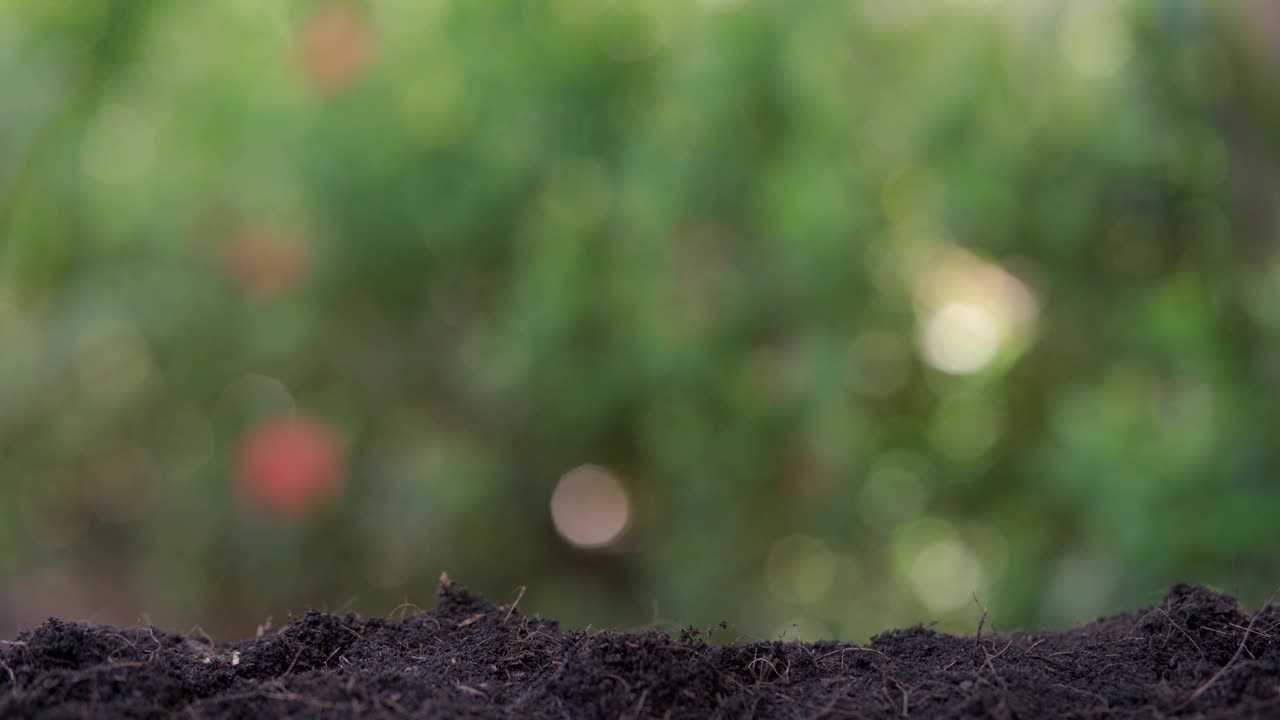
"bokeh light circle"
549,465,631,549
919,302,1000,375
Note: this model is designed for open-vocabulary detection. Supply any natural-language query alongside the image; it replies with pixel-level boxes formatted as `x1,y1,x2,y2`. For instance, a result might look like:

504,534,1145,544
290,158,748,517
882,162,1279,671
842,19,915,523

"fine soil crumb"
2,578,1278,718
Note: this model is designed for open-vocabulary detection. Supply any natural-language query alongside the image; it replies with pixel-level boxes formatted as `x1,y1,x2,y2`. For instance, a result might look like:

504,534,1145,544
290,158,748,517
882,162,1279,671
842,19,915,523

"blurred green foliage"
2,0,1279,640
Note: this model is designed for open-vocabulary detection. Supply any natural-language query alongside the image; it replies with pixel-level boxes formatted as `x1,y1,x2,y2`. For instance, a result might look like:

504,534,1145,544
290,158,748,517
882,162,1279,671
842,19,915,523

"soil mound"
2,578,1277,718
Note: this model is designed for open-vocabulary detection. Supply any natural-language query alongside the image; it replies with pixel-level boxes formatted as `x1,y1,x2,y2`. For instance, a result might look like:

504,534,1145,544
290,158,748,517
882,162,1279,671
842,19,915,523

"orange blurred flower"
295,2,372,95
221,225,309,300
234,415,345,516
775,447,832,499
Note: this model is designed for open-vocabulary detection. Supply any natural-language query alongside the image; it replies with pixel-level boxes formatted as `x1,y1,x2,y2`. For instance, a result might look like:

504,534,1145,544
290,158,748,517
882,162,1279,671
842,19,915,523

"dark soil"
2,578,1277,719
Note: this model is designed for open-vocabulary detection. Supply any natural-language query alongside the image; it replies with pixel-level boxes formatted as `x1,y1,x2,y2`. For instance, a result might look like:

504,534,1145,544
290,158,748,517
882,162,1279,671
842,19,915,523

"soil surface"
1,578,1277,719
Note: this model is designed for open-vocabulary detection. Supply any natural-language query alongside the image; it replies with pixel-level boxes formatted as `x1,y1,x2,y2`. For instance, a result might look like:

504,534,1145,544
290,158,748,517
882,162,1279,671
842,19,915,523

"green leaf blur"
1,0,1277,640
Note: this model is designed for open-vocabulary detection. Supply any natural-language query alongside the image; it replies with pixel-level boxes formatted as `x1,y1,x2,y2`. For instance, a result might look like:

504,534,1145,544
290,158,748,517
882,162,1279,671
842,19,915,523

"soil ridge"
1,579,1277,718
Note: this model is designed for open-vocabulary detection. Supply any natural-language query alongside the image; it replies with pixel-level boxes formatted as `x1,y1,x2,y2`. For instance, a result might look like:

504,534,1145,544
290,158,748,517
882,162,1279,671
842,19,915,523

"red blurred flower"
234,415,345,516
295,2,371,95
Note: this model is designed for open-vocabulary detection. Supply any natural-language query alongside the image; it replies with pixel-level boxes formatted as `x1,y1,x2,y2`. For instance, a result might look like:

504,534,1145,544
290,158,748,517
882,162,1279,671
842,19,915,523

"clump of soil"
2,577,1277,718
